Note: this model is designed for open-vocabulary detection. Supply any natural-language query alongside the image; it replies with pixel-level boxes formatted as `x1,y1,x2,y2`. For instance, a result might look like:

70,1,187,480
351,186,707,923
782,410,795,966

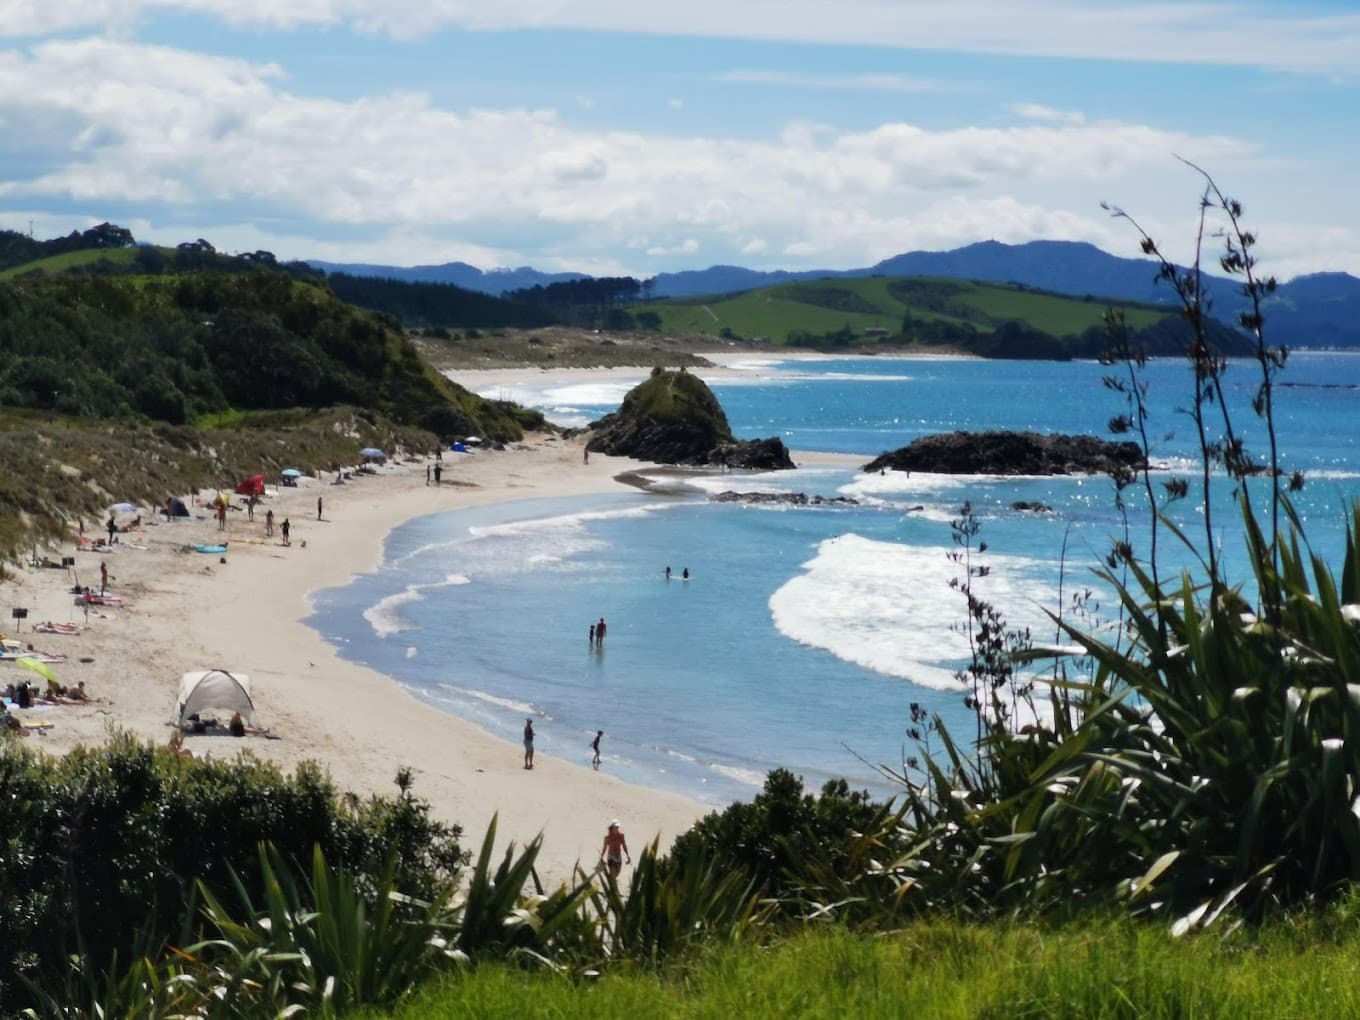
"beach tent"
166,497,190,517
451,442,467,453
176,669,254,729
235,473,266,496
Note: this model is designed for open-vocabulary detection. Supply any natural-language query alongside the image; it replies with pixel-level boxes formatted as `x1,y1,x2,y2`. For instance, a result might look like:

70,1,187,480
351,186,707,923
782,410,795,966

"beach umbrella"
108,502,138,513
281,468,302,478
15,656,55,685
360,447,385,460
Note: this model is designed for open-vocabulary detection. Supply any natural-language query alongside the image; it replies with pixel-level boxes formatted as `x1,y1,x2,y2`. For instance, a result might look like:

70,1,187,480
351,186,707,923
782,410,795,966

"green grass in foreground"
360,915,1360,1020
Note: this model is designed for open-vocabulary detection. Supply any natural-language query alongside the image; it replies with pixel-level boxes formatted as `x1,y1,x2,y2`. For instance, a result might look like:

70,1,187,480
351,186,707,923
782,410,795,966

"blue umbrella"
360,447,385,460
281,468,302,478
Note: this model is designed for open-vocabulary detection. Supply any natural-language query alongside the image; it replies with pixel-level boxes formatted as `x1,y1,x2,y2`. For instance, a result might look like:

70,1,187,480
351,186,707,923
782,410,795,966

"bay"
307,353,1360,805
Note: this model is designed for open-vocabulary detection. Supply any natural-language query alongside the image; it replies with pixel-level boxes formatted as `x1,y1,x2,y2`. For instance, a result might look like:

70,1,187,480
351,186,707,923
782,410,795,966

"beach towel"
75,593,123,607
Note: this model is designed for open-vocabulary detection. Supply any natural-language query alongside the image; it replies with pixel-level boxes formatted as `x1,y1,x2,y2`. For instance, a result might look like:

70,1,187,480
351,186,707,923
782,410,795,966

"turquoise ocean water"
308,353,1360,805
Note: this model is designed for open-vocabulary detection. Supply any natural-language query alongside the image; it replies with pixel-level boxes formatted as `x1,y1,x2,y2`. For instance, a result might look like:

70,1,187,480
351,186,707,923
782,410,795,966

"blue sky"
1,2,1357,279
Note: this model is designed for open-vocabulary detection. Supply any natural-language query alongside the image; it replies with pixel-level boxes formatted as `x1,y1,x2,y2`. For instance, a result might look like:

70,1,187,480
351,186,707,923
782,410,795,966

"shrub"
665,769,889,901
0,734,462,1014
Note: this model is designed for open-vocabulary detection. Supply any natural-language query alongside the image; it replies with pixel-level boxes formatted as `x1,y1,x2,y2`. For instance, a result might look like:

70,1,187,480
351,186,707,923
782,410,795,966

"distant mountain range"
310,240,1360,349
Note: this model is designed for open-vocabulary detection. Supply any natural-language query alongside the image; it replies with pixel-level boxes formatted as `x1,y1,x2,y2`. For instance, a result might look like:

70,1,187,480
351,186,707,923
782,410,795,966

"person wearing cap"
600,819,630,879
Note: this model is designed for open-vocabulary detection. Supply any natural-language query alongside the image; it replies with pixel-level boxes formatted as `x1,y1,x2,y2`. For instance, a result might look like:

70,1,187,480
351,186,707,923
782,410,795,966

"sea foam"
769,533,1056,690
400,503,668,567
363,573,470,638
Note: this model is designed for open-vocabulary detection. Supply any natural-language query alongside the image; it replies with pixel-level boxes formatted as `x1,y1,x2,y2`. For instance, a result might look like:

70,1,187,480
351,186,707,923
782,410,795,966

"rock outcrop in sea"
863,430,1144,476
587,367,794,470
710,491,858,507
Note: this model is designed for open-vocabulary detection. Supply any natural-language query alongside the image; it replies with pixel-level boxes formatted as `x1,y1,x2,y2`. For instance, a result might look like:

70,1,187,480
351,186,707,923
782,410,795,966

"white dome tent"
176,669,254,730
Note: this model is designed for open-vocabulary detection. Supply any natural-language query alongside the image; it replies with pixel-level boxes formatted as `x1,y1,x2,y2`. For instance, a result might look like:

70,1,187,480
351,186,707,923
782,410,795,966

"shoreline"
3,436,709,884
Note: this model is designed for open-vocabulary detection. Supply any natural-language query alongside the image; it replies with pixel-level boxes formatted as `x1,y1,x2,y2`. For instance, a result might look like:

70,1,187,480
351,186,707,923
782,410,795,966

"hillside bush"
0,270,531,441
666,768,890,901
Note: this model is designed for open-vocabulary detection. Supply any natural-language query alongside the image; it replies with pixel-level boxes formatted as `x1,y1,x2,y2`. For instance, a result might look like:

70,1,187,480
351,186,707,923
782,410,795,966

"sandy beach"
445,347,968,397
2,434,708,883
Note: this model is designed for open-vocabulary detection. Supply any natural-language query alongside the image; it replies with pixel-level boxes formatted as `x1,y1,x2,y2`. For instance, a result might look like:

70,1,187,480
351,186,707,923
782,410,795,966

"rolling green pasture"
0,246,153,279
637,276,1166,343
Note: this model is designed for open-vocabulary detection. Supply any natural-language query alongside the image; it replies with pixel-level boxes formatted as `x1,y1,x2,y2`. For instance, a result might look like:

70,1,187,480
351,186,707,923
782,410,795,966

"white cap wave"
769,533,1057,691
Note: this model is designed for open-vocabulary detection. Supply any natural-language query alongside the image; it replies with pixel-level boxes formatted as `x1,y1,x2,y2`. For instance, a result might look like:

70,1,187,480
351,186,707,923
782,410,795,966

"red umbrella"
234,474,266,496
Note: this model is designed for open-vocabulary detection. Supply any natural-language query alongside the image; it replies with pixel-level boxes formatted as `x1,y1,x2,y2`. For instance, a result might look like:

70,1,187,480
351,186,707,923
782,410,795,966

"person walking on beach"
247,495,256,522
281,518,291,547
317,495,323,521
265,508,274,537
426,464,431,486
600,820,630,879
595,617,606,647
434,463,442,486
216,502,226,532
589,622,596,646
523,718,535,769
99,560,110,596
106,515,116,545
591,730,603,770
583,447,589,465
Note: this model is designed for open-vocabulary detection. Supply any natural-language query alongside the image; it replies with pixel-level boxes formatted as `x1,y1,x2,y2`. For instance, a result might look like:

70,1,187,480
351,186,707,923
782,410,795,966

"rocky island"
587,367,794,470
863,430,1144,476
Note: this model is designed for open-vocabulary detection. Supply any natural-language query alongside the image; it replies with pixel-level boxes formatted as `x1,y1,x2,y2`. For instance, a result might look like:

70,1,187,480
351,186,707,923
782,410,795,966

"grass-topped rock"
587,367,794,469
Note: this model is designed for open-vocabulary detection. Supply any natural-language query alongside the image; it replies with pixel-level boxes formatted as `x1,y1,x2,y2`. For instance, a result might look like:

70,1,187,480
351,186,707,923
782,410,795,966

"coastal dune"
6,436,704,882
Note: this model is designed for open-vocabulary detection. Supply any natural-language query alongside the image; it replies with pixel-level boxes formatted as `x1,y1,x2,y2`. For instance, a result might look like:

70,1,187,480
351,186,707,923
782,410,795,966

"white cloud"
1009,103,1086,124
5,2,1359,76
2,35,1353,276
645,238,700,256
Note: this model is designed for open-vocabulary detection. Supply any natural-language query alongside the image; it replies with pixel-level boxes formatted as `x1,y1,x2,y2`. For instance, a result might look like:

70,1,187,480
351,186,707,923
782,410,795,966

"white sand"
2,436,708,883
446,347,968,396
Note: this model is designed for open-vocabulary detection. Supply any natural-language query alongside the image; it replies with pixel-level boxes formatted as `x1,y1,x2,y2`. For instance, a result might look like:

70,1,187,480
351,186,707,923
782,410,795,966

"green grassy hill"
0,245,151,279
634,276,1177,355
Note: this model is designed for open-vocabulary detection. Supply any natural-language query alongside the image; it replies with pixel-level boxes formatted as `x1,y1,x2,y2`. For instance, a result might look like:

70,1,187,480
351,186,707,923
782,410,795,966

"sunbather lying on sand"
34,621,80,636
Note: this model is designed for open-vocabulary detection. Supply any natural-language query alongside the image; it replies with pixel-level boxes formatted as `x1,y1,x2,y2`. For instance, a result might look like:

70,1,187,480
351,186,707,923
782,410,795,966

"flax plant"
885,174,1360,930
